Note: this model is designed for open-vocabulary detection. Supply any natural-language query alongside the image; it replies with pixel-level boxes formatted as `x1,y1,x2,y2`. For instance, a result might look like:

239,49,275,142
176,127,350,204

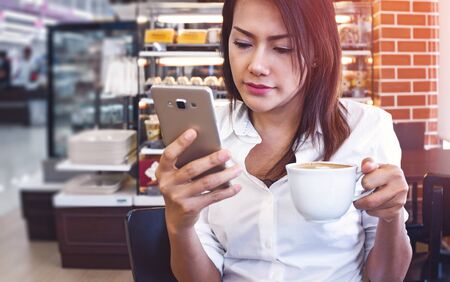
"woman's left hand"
353,157,409,222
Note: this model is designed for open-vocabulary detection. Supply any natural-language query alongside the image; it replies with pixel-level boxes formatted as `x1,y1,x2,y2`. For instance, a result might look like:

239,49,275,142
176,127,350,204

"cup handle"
353,171,375,201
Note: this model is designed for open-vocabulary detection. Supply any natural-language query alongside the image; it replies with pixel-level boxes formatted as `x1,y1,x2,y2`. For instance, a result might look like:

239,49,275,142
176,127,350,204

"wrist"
167,224,196,238
378,211,404,228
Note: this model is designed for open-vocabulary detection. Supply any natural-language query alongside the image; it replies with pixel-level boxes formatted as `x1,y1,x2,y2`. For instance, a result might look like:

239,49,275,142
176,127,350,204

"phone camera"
176,99,187,109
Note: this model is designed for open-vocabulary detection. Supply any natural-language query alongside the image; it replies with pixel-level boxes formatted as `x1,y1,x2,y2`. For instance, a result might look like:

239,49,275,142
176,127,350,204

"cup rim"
285,161,357,171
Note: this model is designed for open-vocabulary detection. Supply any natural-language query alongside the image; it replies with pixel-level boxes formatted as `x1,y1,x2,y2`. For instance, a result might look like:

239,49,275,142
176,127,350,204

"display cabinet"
136,3,224,195
47,22,140,158
335,1,373,102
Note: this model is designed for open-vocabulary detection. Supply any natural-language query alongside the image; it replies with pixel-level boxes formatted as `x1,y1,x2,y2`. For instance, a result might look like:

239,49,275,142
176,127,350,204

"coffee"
295,162,352,169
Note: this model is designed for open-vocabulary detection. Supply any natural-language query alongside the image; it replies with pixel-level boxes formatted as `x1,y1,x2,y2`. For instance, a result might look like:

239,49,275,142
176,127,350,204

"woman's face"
229,0,302,114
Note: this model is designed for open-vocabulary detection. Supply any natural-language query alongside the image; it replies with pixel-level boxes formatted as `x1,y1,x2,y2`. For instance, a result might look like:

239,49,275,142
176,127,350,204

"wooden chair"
125,207,177,282
393,122,426,224
405,173,448,281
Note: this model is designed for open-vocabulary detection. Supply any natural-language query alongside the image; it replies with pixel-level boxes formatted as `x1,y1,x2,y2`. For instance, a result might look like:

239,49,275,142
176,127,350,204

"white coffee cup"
286,161,372,222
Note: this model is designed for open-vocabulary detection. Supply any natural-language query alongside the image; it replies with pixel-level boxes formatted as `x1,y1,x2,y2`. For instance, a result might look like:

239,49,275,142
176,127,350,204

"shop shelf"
133,195,165,206
342,97,373,104
139,51,220,58
56,158,136,172
144,43,220,51
140,148,164,155
342,50,371,56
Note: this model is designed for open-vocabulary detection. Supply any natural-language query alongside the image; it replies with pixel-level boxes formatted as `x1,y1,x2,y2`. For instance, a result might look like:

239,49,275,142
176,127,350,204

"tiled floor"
0,125,46,215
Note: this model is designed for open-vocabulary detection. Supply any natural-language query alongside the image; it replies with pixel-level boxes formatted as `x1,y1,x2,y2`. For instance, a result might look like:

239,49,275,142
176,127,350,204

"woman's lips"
244,82,274,95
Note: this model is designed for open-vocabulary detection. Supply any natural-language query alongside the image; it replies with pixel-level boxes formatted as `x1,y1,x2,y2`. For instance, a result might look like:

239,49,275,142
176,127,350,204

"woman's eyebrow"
233,26,290,41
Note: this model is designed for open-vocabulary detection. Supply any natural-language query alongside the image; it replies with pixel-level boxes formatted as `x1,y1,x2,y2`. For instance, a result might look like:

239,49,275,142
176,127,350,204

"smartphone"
151,85,225,179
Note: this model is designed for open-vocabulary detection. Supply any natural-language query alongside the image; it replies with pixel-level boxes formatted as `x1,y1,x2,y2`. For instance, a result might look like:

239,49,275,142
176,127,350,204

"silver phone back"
152,85,222,171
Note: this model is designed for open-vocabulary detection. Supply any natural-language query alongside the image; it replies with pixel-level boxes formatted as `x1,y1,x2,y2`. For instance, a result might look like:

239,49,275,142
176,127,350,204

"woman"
155,0,412,281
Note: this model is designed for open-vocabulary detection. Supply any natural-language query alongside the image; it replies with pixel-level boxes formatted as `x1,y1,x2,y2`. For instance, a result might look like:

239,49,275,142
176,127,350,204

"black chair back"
406,173,445,281
393,122,425,151
423,174,450,237
393,122,426,224
125,207,177,282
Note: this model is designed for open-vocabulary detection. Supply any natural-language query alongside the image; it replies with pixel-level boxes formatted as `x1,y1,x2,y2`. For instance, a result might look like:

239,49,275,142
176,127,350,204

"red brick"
425,134,441,145
382,27,411,39
428,41,439,52
398,41,427,52
397,15,426,26
413,2,438,13
374,68,381,80
412,108,438,119
428,15,439,26
414,55,438,66
381,1,410,12
382,55,411,65
382,68,396,79
386,108,411,120
413,81,437,92
414,28,439,39
374,14,395,27
373,42,380,53
425,134,442,145
373,29,381,41
428,94,438,105
427,121,438,132
381,14,395,25
398,68,427,79
428,68,438,79
381,95,396,107
373,2,380,14
381,82,411,92
374,81,380,93
381,41,396,52
397,95,426,106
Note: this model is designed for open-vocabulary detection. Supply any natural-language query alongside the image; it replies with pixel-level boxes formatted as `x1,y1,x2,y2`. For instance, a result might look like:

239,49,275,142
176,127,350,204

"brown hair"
221,0,351,180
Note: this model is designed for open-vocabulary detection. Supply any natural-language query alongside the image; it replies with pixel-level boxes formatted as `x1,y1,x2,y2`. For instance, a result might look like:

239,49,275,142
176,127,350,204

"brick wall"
372,0,440,148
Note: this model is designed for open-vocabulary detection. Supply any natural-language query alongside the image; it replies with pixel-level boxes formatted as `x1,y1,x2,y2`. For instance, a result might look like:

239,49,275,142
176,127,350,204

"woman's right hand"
155,129,243,234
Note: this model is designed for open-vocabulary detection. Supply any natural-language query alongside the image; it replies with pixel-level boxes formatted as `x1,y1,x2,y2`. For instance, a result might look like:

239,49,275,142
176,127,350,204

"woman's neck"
249,100,303,142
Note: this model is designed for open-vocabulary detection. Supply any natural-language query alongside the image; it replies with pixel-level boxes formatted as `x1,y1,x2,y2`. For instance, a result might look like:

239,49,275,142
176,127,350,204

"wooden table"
401,148,450,223
402,149,450,181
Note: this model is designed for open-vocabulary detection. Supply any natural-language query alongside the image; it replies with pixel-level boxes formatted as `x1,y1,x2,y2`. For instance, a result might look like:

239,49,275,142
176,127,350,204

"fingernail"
184,129,196,141
218,150,230,161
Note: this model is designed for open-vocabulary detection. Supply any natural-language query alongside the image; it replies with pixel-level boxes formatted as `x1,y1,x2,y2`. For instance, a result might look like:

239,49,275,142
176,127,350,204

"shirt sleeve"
194,207,225,276
361,111,409,261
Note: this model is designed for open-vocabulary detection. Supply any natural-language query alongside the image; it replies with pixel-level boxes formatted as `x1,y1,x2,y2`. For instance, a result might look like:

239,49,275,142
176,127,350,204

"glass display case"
48,22,139,158
335,1,373,102
136,3,224,195
138,2,225,98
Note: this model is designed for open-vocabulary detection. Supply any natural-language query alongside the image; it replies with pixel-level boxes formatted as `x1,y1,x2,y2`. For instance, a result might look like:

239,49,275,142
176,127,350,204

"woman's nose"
248,48,270,76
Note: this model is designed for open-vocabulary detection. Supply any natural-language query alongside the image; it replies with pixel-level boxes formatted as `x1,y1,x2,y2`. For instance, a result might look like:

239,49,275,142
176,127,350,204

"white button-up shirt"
195,99,404,282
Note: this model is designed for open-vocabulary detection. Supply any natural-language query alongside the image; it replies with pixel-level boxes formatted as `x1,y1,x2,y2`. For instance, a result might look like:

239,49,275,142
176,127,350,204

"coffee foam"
295,162,352,169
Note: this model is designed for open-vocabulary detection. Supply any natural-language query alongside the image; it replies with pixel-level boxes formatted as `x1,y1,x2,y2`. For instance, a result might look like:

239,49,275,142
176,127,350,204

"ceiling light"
157,14,222,24
137,58,147,67
158,57,224,67
136,15,148,24
4,10,37,22
341,56,354,65
0,22,37,33
336,15,352,24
